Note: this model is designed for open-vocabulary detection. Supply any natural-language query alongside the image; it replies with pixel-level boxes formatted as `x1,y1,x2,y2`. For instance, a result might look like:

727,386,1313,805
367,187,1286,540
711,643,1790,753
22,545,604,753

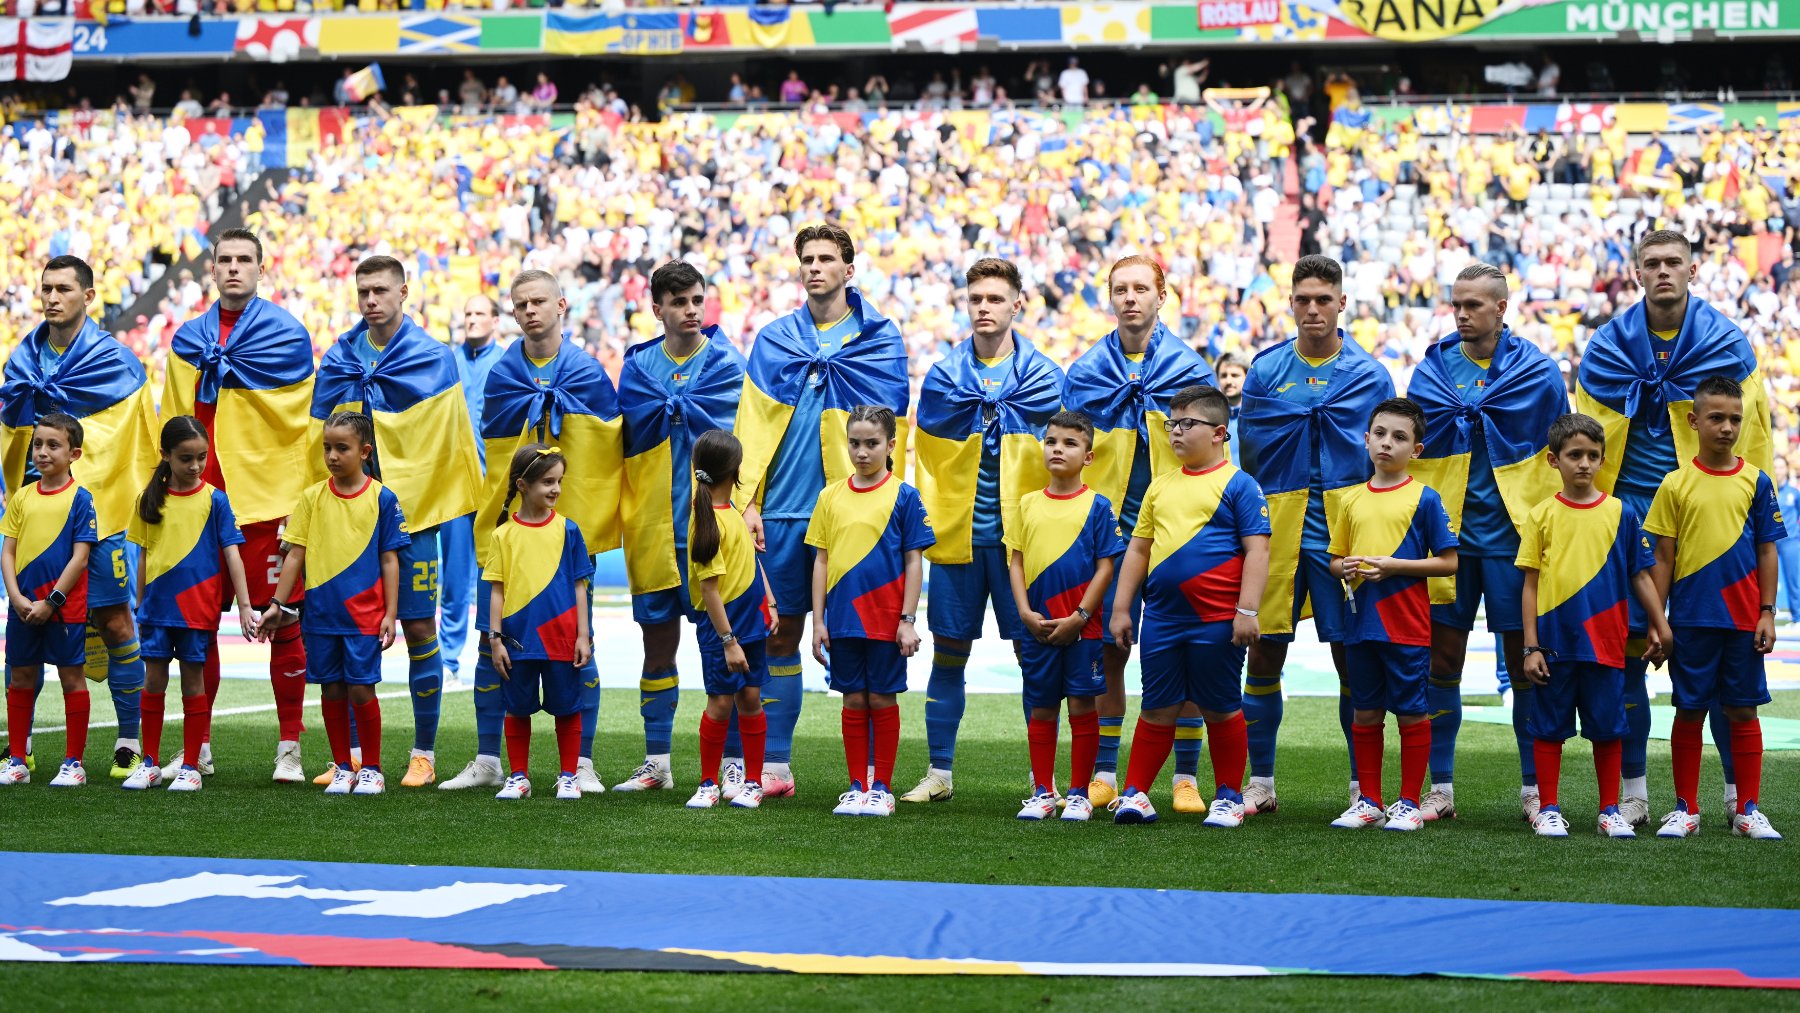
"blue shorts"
304,631,384,686
1262,549,1351,644
140,625,215,665
825,636,908,696
927,546,1026,641
1430,553,1524,633
88,532,130,609
632,552,691,626
397,524,440,622
701,639,769,696
1528,660,1627,742
763,518,814,615
1100,575,1143,648
1138,617,1245,712
6,617,86,668
1669,626,1771,711
501,658,582,717
1019,637,1105,709
1345,640,1431,715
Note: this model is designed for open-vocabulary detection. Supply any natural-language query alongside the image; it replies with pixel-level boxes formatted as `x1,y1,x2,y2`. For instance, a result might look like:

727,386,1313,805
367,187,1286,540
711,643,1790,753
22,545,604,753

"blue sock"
578,654,601,760
924,644,969,771
1621,658,1650,779
1427,673,1462,784
639,667,679,756
106,637,145,739
763,653,803,765
1340,684,1358,780
408,634,442,753
725,709,742,759
1512,682,1537,785
1708,702,1736,785
473,648,503,758
347,707,360,751
1244,672,1283,778
1173,717,1204,778
1096,715,1123,774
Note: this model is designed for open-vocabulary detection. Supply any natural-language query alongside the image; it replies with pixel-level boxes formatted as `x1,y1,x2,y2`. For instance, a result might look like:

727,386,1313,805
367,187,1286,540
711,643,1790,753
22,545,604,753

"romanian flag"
618,327,743,596
915,334,1063,565
0,318,158,540
476,341,623,561
1059,322,1214,522
1238,336,1392,635
735,288,911,508
164,297,315,527
1575,297,1771,495
313,315,482,535
344,63,385,103
1408,329,1567,604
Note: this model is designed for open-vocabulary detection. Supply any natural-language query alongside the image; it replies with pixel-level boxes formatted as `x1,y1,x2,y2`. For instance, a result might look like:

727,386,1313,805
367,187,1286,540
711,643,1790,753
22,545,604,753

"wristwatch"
1522,645,1550,657
1074,606,1092,622
487,630,505,641
899,613,917,625
1762,604,1778,614
46,589,66,610
719,631,738,645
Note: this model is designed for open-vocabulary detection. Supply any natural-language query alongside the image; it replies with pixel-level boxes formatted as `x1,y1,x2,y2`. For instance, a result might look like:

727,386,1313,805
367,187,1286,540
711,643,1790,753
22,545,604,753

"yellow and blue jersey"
1439,344,1518,557
641,338,707,551
1005,485,1125,639
970,356,1010,547
1133,461,1271,640
1247,343,1341,549
0,478,98,620
1328,478,1458,646
483,511,594,662
762,309,860,519
687,502,771,648
1644,459,1784,631
284,476,410,637
127,483,244,630
1515,492,1655,668
1612,328,1682,500
803,473,935,641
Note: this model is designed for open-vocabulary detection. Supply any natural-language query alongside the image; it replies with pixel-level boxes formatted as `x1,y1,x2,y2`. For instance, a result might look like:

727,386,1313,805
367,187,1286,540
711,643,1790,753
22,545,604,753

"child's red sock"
141,690,166,765
698,712,728,784
1351,722,1384,808
353,698,382,771
1671,715,1704,814
554,713,580,776
63,689,90,763
1593,738,1621,810
1206,711,1249,795
1122,718,1175,796
201,652,221,746
322,696,351,766
1534,738,1564,809
5,685,32,757
504,714,531,776
841,707,870,787
182,694,210,769
739,709,767,785
1398,719,1430,805
1731,718,1764,815
1068,710,1099,790
1028,717,1058,794
871,704,900,787
270,627,308,740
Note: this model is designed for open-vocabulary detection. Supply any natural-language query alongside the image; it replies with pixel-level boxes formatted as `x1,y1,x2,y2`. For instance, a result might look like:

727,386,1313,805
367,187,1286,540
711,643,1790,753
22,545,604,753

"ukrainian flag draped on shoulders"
1409,328,1566,604
1575,296,1771,492
313,314,481,535
0,318,157,539
477,338,622,561
1061,321,1214,519
915,332,1063,564
1239,334,1390,635
735,287,911,506
618,326,743,595
165,297,315,526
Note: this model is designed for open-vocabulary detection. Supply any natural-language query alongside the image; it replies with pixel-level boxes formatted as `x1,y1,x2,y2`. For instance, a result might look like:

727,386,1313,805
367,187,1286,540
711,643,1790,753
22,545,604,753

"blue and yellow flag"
618,327,743,596
165,297,315,527
476,340,623,562
1409,329,1567,603
1060,322,1214,520
1575,296,1771,493
736,288,911,507
1239,336,1392,635
313,315,481,535
915,333,1063,564
0,318,157,540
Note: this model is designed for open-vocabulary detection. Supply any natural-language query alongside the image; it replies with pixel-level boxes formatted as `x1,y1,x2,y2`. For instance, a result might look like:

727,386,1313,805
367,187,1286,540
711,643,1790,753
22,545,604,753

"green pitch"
8,685,1797,1008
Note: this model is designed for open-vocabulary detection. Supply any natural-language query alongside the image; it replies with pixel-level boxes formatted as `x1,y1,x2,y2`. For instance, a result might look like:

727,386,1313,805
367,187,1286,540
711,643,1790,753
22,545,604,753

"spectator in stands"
1059,57,1090,107
131,74,156,115
492,76,519,115
532,73,559,112
459,70,487,115
779,71,808,105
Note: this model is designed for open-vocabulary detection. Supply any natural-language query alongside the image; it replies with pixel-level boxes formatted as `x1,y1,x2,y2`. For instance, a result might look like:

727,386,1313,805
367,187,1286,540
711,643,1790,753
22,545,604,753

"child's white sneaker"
686,781,722,809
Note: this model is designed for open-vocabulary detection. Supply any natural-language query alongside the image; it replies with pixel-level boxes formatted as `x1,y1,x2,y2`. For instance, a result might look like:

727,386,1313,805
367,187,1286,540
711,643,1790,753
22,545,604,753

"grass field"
5,681,1798,1008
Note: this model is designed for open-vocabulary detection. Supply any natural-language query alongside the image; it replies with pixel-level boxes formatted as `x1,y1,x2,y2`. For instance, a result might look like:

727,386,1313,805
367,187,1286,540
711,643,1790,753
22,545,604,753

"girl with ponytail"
684,429,777,810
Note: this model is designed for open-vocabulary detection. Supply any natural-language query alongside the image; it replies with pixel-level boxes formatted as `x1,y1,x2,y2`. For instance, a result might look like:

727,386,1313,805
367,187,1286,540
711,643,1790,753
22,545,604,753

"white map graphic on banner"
47,872,564,919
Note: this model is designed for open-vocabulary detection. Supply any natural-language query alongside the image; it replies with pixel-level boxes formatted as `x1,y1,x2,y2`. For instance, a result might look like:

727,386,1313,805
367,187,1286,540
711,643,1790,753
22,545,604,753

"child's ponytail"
847,404,899,473
140,415,209,525
498,442,567,527
688,429,743,566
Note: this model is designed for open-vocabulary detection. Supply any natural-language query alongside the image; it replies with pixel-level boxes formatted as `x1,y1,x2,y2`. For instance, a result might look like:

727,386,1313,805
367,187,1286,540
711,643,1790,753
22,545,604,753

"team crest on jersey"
1656,350,1670,362
672,372,690,384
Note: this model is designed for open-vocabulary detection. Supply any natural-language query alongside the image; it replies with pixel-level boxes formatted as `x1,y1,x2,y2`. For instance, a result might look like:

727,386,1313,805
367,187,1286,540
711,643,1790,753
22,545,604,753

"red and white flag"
0,19,74,83
888,7,978,50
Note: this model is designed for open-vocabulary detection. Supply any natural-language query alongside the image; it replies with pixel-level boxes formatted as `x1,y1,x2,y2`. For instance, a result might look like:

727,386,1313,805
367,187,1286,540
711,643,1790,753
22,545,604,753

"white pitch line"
3,685,473,736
